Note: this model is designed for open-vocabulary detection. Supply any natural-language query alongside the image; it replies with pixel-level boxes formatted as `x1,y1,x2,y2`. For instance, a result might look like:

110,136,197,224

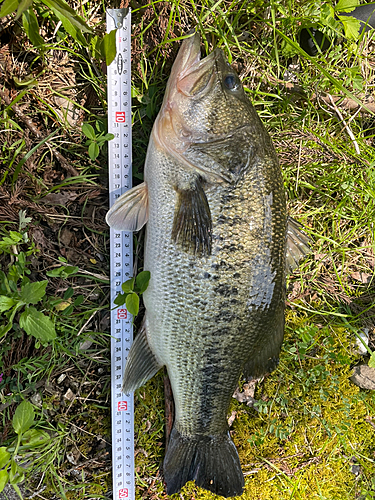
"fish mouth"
169,32,217,97
152,32,230,184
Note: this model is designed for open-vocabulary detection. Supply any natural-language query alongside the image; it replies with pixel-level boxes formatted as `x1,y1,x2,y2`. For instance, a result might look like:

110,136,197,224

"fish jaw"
162,31,217,100
152,33,219,178
165,31,202,96
151,33,256,186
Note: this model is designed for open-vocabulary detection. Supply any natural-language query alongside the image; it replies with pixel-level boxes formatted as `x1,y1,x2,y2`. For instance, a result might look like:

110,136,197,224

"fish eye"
223,74,239,90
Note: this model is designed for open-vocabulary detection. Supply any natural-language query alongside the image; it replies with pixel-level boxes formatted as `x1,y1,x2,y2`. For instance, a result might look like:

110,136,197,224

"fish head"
153,32,255,177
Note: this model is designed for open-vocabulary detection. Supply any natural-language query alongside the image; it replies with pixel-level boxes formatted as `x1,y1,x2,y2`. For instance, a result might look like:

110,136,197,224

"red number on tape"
117,309,127,320
115,111,126,123
119,488,128,498
118,401,128,411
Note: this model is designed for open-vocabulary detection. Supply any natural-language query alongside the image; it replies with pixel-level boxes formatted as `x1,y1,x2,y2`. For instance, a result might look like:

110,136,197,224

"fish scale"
143,143,285,437
106,31,310,498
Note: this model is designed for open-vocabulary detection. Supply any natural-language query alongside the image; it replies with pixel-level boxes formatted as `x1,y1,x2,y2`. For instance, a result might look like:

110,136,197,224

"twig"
295,139,303,193
0,87,80,176
326,94,361,155
265,73,375,114
346,105,362,127
25,486,47,499
295,116,305,193
313,93,375,115
76,291,110,336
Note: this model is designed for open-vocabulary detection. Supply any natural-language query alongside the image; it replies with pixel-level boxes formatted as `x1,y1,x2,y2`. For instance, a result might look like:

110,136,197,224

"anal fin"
106,182,148,232
171,177,212,256
122,319,162,393
286,216,312,273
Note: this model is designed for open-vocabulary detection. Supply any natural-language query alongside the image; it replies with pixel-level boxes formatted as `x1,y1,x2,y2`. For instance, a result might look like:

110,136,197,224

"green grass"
1,0,375,498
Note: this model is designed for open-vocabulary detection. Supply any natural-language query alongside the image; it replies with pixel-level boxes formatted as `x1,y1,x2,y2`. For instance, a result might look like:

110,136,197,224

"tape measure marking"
106,8,135,500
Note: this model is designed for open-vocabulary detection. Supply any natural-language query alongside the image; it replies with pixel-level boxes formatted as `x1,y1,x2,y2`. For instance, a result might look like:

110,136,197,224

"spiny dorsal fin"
286,216,312,273
106,182,148,231
171,177,212,257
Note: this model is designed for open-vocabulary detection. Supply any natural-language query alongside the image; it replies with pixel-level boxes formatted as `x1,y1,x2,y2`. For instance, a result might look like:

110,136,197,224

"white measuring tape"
106,8,135,500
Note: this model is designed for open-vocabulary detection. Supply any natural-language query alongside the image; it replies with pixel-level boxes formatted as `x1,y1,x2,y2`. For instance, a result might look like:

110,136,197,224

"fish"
106,32,310,498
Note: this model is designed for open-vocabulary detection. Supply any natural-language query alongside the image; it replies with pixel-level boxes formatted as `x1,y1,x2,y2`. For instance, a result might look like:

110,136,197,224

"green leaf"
11,483,23,498
335,0,359,13
135,271,151,294
0,0,19,17
0,447,10,469
19,306,57,342
338,15,361,39
12,400,35,434
272,25,374,114
0,301,23,338
90,34,101,59
9,460,24,485
0,296,17,313
103,133,114,141
114,293,126,307
0,231,23,250
96,136,106,145
20,280,47,304
0,321,13,338
22,8,44,47
0,469,9,493
15,0,32,19
352,74,363,91
46,265,78,278
13,75,38,88
368,352,375,368
61,304,73,316
63,287,74,299
21,429,50,447
18,209,32,230
125,293,139,317
101,29,117,66
81,123,96,140
88,141,99,160
41,0,91,32
47,3,84,43
122,277,134,294
73,295,84,307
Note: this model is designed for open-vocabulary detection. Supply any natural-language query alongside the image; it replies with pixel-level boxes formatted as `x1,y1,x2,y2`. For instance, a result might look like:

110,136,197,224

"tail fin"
163,427,244,498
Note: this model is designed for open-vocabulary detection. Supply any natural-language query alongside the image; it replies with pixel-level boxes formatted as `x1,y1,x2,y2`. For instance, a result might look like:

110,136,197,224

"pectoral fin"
172,177,212,256
106,182,149,231
286,216,311,273
122,319,162,393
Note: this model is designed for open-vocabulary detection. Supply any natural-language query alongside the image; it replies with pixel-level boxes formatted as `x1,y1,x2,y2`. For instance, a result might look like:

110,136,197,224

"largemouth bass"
106,32,310,498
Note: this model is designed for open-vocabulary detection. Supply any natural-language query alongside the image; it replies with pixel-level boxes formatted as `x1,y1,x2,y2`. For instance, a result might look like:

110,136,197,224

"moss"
133,317,375,498
88,472,112,496
134,372,166,498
